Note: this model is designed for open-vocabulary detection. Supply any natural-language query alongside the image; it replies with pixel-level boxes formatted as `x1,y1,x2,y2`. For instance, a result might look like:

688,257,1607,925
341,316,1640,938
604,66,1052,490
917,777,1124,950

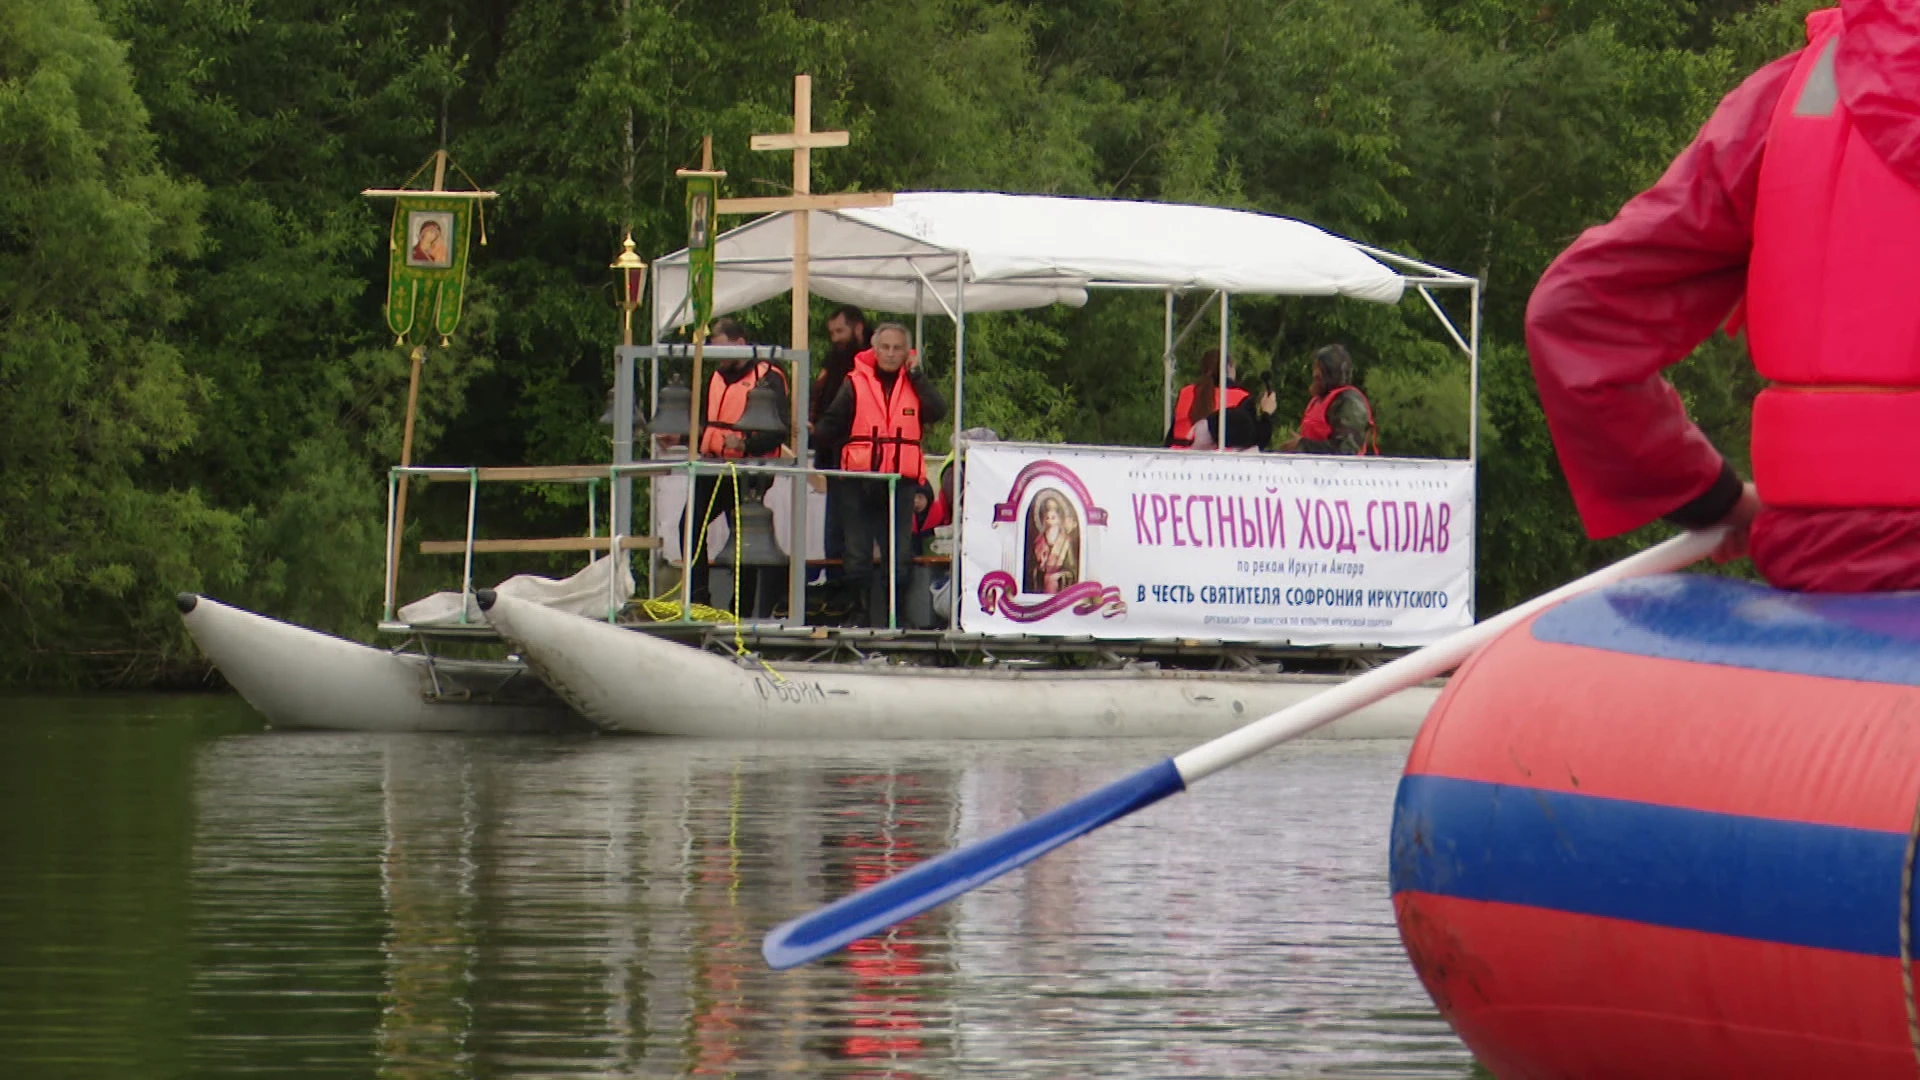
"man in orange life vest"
1527,1,1919,591
815,322,949,626
676,318,791,614
1281,344,1379,455
1164,348,1278,450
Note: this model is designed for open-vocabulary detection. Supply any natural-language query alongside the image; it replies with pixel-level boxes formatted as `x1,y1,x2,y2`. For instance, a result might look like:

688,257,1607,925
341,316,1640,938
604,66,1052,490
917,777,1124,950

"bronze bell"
599,386,645,427
731,379,789,435
647,383,692,439
714,499,787,567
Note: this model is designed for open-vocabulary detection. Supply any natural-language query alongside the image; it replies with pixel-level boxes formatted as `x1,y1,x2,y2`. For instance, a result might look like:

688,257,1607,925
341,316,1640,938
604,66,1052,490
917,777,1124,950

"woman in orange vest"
816,322,949,627
1281,344,1379,455
1165,349,1278,450
676,319,791,614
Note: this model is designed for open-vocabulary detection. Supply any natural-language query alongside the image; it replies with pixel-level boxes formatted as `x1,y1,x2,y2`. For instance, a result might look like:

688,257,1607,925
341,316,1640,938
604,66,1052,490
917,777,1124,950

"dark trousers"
821,479,846,562
836,476,917,628
682,473,772,616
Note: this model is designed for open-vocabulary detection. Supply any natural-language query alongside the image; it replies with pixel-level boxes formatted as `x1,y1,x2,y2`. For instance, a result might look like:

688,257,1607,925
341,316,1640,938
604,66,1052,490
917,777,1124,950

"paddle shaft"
763,528,1724,969
1173,528,1725,782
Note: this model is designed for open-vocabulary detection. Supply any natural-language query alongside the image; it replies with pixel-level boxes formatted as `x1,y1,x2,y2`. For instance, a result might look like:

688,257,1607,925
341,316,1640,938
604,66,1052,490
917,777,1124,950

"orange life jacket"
1298,386,1379,455
698,362,776,459
1747,7,1920,507
1167,383,1250,448
840,354,926,481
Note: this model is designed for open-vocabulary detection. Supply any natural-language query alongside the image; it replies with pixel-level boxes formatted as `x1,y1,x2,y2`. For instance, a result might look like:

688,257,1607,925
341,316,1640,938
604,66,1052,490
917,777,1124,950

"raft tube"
178,593,584,733
1391,573,1920,1079
479,590,1441,739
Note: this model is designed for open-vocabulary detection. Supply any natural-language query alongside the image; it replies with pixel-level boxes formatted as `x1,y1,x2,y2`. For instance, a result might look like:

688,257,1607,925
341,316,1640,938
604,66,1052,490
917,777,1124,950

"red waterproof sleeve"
1524,54,1798,539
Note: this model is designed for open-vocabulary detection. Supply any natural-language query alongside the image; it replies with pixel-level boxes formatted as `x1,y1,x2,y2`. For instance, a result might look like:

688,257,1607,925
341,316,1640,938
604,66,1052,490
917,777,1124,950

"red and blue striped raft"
1392,572,1920,1079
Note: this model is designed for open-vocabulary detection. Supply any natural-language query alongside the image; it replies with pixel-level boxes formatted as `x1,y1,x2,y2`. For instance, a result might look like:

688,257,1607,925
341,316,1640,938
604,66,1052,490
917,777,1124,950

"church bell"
714,498,787,567
647,383,692,439
732,379,790,435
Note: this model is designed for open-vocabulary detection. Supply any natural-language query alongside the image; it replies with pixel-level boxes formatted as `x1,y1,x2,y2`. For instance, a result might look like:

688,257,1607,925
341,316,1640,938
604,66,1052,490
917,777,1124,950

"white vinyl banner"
959,443,1474,646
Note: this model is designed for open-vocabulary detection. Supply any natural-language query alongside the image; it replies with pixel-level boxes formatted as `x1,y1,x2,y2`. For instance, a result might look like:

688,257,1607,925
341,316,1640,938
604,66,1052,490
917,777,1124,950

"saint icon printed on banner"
689,193,710,250
1024,489,1081,595
406,211,454,268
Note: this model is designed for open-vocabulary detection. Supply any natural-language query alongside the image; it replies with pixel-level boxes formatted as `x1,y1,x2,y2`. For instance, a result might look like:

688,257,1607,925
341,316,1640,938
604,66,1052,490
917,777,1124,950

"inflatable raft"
1391,573,1920,1078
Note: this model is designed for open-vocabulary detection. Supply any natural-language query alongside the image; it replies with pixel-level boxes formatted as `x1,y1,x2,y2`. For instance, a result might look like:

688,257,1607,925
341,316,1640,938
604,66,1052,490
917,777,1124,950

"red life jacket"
840,351,926,481
1297,386,1379,455
698,361,777,459
921,485,951,531
1747,7,1920,508
1167,383,1250,448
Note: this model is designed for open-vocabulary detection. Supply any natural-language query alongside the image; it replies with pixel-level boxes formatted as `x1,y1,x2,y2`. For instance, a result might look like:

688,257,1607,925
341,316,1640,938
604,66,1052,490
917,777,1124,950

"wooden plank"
424,465,610,483
419,536,660,555
749,131,850,151
359,187,499,197
715,192,894,215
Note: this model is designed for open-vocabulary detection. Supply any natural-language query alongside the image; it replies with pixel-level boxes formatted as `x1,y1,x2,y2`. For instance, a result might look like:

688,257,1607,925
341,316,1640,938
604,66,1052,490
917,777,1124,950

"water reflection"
820,771,942,1077
1,699,1474,1077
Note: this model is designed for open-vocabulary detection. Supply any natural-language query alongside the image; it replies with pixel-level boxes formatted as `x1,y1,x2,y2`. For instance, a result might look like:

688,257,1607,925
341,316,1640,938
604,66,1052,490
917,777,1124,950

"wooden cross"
718,74,891,355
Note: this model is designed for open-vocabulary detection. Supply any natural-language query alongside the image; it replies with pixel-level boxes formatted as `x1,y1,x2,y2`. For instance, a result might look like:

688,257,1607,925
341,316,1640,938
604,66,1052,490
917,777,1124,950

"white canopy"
651,191,1410,334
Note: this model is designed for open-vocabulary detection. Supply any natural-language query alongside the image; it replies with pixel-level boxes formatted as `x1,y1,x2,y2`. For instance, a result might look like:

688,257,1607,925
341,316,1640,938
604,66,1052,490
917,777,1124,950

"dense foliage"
0,0,1820,685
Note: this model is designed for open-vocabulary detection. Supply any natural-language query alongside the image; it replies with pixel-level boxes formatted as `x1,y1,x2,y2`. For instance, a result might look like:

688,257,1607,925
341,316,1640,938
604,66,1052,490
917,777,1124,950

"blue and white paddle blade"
762,757,1187,969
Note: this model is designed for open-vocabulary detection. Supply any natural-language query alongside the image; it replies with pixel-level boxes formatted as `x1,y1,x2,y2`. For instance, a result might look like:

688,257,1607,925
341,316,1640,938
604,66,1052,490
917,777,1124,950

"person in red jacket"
1526,0,1920,592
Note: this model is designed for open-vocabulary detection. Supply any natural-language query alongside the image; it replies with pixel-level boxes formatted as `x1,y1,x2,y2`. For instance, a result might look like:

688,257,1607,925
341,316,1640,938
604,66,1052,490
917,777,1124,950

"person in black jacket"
811,305,868,565
1163,348,1279,451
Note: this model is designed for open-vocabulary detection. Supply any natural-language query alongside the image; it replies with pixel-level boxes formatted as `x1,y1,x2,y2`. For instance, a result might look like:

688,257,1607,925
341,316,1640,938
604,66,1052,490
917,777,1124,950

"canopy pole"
953,252,966,436
1217,292,1230,450
1468,278,1482,626
1468,280,1481,466
914,279,925,357
950,254,967,632
1162,290,1175,434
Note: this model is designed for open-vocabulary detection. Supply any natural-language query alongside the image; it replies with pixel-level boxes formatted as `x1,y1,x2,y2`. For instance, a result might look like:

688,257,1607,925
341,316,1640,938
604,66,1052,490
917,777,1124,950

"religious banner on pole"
361,151,498,607
682,171,720,332
383,194,478,345
364,151,496,347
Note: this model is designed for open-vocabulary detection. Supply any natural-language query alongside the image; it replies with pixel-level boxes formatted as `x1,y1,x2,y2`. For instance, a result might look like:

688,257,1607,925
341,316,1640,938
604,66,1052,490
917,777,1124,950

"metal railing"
617,457,907,630
382,458,925,632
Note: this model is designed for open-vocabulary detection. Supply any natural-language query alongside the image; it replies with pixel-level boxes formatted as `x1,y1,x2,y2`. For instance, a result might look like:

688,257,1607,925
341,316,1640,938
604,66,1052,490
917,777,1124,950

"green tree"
0,0,244,685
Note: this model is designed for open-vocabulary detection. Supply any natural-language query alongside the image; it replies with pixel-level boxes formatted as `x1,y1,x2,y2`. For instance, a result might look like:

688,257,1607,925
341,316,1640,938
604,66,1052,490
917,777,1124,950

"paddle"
762,528,1724,970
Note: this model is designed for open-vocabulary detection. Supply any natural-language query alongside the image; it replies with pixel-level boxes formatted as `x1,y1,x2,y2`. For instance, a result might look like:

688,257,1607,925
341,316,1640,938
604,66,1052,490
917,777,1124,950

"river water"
0,695,1478,1078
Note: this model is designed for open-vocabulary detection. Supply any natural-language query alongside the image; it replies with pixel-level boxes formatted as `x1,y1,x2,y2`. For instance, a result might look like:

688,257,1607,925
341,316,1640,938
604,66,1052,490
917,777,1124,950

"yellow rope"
629,468,734,623
625,461,786,683
728,461,785,683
